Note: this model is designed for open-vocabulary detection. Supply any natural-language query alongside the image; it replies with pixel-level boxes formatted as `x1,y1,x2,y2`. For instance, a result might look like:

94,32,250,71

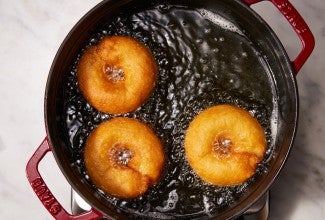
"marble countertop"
0,0,324,219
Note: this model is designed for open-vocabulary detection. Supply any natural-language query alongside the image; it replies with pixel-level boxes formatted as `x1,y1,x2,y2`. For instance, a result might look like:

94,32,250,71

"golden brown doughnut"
77,36,157,114
185,104,266,186
84,117,164,198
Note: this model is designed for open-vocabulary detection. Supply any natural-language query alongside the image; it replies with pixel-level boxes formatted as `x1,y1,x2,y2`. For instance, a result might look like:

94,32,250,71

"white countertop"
0,0,324,219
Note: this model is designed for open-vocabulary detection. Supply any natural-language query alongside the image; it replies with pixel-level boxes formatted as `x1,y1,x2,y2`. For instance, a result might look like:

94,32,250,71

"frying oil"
62,3,277,219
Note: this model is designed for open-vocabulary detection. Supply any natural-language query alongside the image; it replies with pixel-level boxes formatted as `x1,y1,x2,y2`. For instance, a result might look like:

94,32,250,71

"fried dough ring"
84,117,164,198
77,36,157,114
185,104,266,186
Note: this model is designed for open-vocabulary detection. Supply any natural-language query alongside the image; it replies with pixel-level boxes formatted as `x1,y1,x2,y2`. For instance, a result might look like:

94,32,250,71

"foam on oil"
61,4,277,219
198,8,244,36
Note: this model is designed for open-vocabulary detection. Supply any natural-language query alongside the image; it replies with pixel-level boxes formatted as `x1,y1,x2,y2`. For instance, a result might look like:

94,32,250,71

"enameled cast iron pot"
26,0,314,219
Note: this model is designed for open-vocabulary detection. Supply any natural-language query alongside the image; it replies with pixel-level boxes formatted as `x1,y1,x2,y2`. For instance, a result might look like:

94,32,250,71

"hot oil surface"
62,4,275,219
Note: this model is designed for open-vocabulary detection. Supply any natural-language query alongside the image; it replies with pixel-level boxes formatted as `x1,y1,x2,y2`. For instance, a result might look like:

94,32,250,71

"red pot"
26,0,314,219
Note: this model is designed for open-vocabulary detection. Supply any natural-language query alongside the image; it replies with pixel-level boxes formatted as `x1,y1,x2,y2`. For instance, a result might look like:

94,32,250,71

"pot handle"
26,137,103,220
242,0,315,74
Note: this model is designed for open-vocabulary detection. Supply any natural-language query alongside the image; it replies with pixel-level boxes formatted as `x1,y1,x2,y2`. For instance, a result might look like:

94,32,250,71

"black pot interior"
45,0,297,219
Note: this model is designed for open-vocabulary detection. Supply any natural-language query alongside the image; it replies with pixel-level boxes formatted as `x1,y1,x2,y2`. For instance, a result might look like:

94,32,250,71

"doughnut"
184,104,266,186
77,36,157,114
84,117,164,198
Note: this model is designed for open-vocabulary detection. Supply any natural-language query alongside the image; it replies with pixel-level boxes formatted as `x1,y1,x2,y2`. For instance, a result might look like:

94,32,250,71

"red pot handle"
26,137,104,220
242,0,315,74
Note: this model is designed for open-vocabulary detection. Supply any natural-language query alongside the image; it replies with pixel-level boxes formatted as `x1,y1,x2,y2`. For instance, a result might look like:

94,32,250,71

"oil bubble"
196,38,203,44
157,4,170,13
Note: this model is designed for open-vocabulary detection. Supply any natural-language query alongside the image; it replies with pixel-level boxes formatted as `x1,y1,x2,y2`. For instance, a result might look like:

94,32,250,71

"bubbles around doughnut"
77,36,158,114
84,117,164,198
185,104,266,186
